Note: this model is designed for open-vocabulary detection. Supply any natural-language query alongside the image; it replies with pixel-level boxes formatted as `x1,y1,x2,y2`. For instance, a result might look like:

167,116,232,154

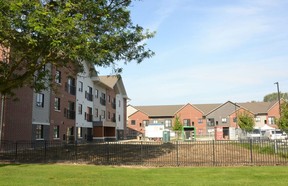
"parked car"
246,128,261,140
263,130,287,140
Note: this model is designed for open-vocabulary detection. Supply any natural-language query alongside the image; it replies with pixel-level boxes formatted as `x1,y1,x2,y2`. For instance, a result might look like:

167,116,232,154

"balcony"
65,83,76,95
100,97,106,106
112,102,116,109
112,117,116,122
64,108,75,120
85,91,93,101
85,112,93,122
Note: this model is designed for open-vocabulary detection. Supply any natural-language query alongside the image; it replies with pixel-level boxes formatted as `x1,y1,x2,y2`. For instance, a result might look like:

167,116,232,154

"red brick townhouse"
127,100,282,140
127,104,211,138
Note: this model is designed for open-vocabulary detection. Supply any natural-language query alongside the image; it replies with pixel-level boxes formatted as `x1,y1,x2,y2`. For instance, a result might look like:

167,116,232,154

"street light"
274,82,281,116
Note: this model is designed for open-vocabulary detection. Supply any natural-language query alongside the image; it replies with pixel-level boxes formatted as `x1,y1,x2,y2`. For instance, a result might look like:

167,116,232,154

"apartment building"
0,61,128,142
92,76,128,141
127,100,282,139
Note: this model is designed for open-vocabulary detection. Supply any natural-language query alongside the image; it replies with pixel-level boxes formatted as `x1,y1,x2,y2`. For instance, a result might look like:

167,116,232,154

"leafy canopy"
277,102,288,133
263,92,288,102
0,0,155,95
173,115,183,132
237,111,255,133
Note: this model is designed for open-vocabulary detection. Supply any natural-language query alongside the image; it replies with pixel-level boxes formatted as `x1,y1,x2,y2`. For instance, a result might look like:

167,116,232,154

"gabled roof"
98,75,128,98
130,101,279,118
98,76,119,89
238,101,275,114
175,103,205,114
193,103,222,115
204,101,239,116
134,105,184,117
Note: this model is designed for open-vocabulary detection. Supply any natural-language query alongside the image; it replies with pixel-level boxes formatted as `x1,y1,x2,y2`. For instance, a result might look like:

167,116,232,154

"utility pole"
274,82,281,116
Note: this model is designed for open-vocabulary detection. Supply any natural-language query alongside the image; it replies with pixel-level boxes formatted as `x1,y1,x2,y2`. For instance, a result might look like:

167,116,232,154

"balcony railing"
85,112,93,122
112,117,116,122
100,97,106,106
64,108,75,120
85,91,93,101
112,102,116,109
65,83,76,95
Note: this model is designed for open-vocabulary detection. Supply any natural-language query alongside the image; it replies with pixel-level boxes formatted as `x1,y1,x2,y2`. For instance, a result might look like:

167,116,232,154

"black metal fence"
0,140,288,166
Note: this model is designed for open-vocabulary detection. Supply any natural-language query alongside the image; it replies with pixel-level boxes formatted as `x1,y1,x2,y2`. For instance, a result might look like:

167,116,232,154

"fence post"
274,140,278,154
44,140,47,162
140,141,143,163
176,141,179,167
212,140,215,166
106,142,110,164
249,139,253,163
15,141,18,161
75,140,78,163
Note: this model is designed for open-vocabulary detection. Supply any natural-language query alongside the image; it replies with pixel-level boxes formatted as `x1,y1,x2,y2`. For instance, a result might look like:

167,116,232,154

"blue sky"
98,0,288,106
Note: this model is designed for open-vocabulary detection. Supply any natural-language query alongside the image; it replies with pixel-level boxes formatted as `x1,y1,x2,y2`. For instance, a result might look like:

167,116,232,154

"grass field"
1,164,288,186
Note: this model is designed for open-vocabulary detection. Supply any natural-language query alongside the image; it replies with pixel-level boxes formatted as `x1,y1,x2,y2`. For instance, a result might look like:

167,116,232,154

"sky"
98,0,288,106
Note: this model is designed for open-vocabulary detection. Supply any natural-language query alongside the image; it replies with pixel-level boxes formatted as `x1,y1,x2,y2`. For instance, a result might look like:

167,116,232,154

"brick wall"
3,87,33,141
176,104,206,135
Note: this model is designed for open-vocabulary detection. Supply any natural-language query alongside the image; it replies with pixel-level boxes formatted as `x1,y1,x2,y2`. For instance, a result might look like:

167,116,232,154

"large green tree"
277,102,288,133
237,111,255,133
0,0,155,96
263,92,288,102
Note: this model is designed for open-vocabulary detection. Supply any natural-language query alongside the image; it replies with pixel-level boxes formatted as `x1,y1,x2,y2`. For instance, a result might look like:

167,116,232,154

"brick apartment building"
0,61,128,143
127,100,283,139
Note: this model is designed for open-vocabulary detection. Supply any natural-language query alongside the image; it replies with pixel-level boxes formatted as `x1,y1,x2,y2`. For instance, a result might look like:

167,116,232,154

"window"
66,77,76,95
118,100,121,107
101,110,105,119
53,125,59,139
143,120,149,127
108,111,111,119
54,97,60,111
198,118,203,124
207,118,215,126
78,127,83,138
164,120,172,128
36,125,44,139
85,107,93,122
100,93,106,105
118,114,121,122
85,86,93,101
95,89,99,98
255,117,261,122
36,93,44,107
221,118,227,123
112,113,116,122
78,104,82,114
131,120,136,125
268,117,275,125
65,101,75,120
78,81,83,92
95,108,99,117
183,119,191,126
55,70,61,84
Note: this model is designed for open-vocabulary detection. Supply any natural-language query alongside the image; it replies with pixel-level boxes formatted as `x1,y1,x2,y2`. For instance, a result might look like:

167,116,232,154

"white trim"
32,122,50,125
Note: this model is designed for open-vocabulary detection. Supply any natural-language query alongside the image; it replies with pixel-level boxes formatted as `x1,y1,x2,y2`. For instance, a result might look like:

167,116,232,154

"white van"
246,128,261,140
263,130,287,140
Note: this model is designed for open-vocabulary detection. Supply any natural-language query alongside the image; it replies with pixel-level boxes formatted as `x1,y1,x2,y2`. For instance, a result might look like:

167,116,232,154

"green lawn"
0,164,288,186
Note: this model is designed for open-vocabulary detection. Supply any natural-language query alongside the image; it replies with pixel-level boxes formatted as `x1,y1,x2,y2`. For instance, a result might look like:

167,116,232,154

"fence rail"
0,140,287,166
